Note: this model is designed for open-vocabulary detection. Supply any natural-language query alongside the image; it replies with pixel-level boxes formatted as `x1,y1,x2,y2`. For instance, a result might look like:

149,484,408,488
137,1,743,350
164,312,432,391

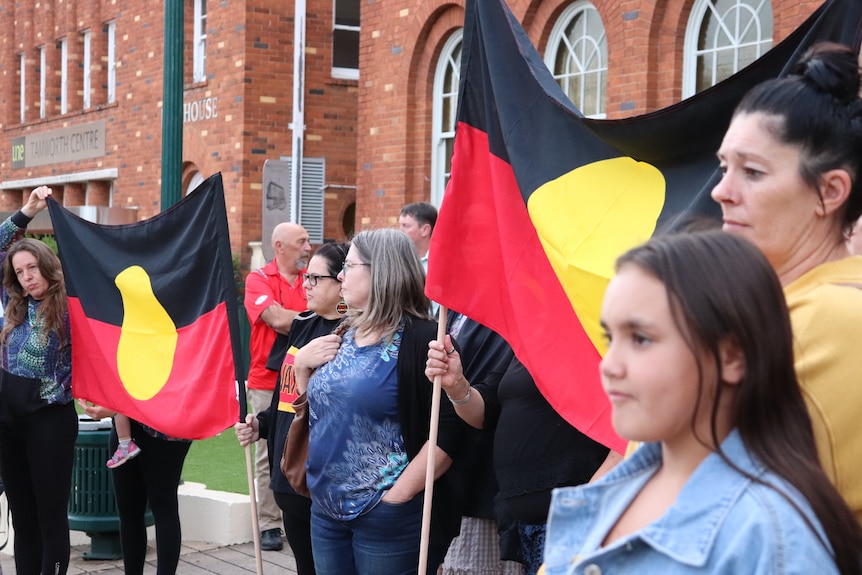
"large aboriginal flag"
48,173,242,440
426,0,862,452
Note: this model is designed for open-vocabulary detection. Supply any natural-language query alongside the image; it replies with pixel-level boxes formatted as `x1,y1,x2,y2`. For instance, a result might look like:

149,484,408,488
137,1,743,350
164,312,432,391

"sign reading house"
11,120,106,169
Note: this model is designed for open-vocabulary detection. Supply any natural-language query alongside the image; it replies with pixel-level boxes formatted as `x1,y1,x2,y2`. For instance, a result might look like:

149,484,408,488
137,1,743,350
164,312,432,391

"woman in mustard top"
712,42,862,520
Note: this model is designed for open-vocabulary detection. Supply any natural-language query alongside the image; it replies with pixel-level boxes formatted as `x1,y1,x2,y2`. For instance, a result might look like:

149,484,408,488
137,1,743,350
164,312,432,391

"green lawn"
76,401,252,495
182,430,251,495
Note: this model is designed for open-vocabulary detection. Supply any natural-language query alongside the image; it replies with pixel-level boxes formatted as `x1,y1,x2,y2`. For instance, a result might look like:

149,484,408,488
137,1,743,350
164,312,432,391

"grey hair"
349,228,431,340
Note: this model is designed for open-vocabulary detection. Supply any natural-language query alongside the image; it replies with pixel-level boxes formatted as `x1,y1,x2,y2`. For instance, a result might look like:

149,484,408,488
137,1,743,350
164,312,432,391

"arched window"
544,2,607,118
431,29,463,207
683,0,773,97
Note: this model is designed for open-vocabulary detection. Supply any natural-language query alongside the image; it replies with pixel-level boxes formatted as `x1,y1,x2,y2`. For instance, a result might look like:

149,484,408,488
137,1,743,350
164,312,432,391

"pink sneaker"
106,440,141,469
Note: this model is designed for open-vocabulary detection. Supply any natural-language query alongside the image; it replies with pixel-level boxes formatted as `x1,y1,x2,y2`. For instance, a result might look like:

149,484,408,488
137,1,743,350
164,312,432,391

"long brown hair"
618,231,862,573
2,238,68,346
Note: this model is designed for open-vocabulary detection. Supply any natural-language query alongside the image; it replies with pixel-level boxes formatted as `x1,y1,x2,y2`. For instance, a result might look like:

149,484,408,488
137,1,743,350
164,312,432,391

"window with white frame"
683,0,773,97
60,38,68,114
332,0,360,80
82,30,91,109
193,0,207,82
430,30,462,207
19,53,25,123
107,21,116,103
544,2,607,118
39,46,46,119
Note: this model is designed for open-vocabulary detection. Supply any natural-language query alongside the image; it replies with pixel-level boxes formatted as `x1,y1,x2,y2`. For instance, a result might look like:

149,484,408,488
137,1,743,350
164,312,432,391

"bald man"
243,223,311,551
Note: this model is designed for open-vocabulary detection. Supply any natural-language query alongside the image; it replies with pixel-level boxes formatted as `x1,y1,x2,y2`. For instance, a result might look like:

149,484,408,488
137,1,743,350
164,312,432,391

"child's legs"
114,414,131,439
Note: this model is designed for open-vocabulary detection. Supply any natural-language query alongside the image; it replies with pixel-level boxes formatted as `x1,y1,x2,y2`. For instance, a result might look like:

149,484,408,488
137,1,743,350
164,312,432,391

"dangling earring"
336,301,348,315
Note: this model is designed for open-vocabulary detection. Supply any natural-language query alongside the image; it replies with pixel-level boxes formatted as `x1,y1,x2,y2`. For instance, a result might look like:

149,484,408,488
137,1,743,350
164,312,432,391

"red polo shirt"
244,260,307,390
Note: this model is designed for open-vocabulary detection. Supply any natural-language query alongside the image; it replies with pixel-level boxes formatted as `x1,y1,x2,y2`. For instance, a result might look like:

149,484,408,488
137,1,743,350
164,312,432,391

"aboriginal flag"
48,173,242,440
426,0,862,452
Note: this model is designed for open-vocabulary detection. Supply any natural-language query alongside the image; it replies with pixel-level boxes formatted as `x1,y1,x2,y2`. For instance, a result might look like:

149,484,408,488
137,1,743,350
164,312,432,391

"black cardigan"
396,314,470,546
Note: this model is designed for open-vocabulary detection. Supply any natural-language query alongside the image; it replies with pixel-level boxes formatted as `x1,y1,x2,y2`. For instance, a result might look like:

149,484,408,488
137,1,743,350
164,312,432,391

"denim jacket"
543,430,837,575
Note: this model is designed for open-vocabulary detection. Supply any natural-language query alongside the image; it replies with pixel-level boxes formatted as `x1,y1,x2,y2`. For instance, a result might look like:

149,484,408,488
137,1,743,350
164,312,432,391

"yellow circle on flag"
115,265,178,400
528,157,665,355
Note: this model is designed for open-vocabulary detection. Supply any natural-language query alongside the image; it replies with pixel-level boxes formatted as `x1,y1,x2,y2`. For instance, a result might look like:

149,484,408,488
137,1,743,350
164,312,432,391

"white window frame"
683,0,773,97
193,0,207,83
19,53,26,123
331,0,360,80
39,46,46,119
107,21,116,103
60,38,68,114
82,29,91,109
430,29,463,207
544,1,607,119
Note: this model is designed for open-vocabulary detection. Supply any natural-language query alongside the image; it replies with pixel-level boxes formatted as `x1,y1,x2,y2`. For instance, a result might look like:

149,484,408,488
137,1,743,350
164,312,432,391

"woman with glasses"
236,241,350,575
293,228,470,575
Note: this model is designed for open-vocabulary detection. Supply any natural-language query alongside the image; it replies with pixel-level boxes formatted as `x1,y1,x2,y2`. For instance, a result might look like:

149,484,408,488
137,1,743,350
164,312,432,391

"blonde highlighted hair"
347,228,430,341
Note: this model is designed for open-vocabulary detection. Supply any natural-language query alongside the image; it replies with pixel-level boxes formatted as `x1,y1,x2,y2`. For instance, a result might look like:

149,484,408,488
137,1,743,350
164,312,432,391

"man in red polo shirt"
244,222,311,551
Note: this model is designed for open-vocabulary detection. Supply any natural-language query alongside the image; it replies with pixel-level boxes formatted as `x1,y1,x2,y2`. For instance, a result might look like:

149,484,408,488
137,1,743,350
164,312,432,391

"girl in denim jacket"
543,231,861,575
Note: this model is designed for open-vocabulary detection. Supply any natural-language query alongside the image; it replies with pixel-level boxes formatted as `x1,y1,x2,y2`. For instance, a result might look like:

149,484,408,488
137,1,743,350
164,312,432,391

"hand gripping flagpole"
419,305,448,575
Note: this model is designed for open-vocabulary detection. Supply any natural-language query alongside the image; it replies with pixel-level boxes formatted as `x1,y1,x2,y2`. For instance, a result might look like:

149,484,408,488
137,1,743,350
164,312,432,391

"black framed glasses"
301,273,340,287
342,261,370,275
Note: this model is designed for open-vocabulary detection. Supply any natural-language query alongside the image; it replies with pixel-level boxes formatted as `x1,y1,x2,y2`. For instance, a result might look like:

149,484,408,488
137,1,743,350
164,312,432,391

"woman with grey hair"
293,228,469,575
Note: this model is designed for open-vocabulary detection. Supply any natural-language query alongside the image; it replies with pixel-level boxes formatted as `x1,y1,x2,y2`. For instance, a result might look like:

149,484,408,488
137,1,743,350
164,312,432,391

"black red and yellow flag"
426,0,862,452
48,173,242,440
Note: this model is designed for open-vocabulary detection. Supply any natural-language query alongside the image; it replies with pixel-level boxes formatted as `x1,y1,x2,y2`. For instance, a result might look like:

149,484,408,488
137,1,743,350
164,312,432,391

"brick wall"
0,0,359,271
354,0,824,228
0,0,837,263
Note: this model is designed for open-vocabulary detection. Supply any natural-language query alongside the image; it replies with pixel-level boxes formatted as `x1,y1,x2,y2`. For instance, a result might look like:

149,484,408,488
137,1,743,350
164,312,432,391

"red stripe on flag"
70,297,239,440
427,123,624,453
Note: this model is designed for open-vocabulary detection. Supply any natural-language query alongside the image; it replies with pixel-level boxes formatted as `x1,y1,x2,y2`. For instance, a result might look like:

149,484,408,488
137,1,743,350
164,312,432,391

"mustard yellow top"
784,255,862,522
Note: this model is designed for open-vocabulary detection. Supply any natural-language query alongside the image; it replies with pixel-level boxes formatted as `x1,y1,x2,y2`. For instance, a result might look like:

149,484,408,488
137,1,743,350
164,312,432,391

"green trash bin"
68,415,153,560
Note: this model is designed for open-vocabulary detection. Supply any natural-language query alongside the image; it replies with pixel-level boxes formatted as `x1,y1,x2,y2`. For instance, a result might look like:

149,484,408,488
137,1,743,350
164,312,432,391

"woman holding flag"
235,240,350,575
0,186,76,575
293,229,469,575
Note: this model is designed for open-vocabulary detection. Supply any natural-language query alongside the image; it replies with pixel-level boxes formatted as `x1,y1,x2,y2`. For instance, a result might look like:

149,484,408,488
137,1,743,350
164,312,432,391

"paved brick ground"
0,540,297,575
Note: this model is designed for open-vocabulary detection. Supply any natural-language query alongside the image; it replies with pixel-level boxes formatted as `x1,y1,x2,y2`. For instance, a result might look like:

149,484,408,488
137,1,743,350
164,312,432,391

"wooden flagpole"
245,444,264,575
418,306,448,575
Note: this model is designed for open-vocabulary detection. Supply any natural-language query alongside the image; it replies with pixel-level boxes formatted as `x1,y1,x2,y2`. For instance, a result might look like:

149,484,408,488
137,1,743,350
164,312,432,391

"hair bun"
793,42,860,104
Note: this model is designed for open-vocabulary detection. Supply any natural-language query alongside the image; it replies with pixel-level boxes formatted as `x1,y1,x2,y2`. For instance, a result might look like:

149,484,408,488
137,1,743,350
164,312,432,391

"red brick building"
354,0,823,229
0,0,359,266
0,0,825,266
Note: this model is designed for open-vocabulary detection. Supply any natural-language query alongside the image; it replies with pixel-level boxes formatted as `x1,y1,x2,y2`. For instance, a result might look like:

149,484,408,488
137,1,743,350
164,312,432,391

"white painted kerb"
0,482,254,556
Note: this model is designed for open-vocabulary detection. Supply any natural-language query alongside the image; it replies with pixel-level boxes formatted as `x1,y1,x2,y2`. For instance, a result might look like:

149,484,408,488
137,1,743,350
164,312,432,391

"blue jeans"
310,495,448,575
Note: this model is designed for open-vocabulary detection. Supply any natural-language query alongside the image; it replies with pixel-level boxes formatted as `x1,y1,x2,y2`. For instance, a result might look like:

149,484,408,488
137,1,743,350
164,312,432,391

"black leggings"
110,421,191,575
0,402,77,575
274,490,315,575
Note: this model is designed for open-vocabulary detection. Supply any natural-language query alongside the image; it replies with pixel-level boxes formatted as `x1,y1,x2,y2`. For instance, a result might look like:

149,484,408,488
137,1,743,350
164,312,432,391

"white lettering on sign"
183,97,218,123
13,120,106,168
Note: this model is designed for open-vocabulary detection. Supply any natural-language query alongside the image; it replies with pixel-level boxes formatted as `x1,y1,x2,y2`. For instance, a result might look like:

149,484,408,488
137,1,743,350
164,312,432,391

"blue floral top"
306,324,406,520
0,213,72,406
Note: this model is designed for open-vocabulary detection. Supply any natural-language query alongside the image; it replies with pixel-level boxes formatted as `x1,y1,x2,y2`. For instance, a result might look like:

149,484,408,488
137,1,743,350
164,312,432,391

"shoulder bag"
280,392,310,497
